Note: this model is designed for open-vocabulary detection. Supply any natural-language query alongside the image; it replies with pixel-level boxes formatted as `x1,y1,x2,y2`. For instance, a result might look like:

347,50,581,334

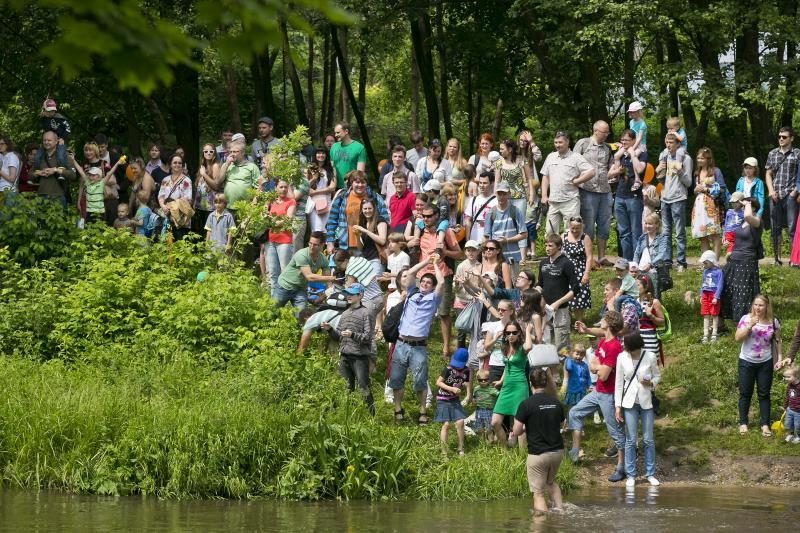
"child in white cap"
699,250,723,343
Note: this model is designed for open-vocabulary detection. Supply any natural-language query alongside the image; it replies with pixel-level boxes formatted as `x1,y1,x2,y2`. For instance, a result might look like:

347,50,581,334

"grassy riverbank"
1,217,798,500
0,225,573,500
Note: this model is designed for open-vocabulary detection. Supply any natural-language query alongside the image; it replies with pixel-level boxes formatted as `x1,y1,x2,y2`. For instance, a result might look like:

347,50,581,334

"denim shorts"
434,399,466,422
388,340,429,392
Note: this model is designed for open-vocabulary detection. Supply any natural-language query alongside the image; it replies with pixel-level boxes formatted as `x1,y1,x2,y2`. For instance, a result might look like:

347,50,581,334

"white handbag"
527,343,560,367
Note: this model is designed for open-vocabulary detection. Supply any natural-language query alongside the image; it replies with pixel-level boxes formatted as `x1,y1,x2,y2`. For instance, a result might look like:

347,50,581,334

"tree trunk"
466,60,474,149
222,63,242,133
434,1,452,140
586,58,609,126
250,49,278,136
654,36,669,141
411,52,420,131
358,36,367,114
782,41,797,127
666,34,697,135
473,89,483,142
338,27,349,123
491,98,503,142
123,91,142,157
280,20,309,127
145,96,168,146
319,32,330,139
326,30,337,132
623,37,635,105
331,26,377,180
307,36,316,140
736,18,773,168
169,63,200,176
408,5,441,140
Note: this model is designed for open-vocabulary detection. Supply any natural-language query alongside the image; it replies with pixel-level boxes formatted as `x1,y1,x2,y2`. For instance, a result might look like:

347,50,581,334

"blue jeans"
580,189,612,243
272,284,308,316
738,358,773,427
567,390,625,451
623,403,656,478
614,196,643,260
267,242,294,297
388,340,429,392
785,407,800,436
769,194,798,256
661,200,687,267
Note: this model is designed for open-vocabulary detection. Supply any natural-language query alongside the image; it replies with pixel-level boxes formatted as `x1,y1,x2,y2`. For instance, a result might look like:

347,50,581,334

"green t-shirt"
278,247,328,291
223,161,260,205
474,385,499,409
330,140,366,189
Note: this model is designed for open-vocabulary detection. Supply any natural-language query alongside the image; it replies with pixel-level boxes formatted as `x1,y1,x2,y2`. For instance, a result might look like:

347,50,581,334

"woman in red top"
266,179,297,297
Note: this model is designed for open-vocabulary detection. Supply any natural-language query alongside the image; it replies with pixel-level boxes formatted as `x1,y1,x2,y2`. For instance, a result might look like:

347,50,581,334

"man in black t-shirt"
513,368,565,515
536,233,579,351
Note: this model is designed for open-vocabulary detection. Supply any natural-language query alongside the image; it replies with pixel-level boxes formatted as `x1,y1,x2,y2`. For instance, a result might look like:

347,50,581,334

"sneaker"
701,336,709,344
792,436,800,444
593,412,603,425
458,449,465,457
676,265,686,273
710,335,718,343
647,476,660,486
604,445,618,458
626,477,636,489
608,469,625,483
567,448,581,464
785,434,794,443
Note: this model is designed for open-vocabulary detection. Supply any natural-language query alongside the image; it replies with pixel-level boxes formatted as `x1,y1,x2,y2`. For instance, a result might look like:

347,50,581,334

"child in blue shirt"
699,250,723,343
723,192,744,254
627,101,647,190
563,343,591,409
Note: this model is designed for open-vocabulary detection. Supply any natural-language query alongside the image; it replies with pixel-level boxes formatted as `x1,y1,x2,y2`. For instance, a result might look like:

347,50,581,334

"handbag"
527,343,559,367
654,262,673,292
455,299,482,332
313,196,330,215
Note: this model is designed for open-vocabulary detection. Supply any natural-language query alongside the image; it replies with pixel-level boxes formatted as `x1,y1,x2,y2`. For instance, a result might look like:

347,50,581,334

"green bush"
0,193,79,266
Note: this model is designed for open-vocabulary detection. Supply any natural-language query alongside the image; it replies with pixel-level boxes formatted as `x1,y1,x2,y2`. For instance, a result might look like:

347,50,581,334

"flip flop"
761,427,773,438
417,413,429,426
738,424,748,435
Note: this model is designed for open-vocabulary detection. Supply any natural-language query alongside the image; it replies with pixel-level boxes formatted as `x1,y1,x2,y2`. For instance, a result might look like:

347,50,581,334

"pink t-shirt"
594,337,622,394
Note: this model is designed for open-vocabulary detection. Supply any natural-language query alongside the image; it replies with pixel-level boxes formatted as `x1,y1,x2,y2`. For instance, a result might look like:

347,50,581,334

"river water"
1,485,797,532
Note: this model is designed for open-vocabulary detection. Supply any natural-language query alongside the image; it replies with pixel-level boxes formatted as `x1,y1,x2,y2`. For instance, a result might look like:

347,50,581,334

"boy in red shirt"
569,310,627,482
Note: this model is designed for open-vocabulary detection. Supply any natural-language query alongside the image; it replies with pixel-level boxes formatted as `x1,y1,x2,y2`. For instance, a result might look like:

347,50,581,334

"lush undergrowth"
0,221,574,500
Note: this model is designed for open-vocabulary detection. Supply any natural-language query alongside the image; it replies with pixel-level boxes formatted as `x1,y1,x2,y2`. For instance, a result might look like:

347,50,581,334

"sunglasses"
779,135,790,139
203,150,215,153
422,213,437,218
497,308,511,313
478,379,490,383
569,216,583,223
504,330,519,335
483,246,498,251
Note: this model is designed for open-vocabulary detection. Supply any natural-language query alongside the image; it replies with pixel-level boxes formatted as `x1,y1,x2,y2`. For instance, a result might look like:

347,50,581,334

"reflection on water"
0,485,798,532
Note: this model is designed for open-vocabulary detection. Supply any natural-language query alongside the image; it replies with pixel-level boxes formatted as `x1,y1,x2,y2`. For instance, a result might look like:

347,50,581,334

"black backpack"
382,288,417,343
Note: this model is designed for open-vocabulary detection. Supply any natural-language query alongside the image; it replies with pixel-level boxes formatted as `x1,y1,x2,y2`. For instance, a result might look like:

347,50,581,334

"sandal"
739,424,748,435
394,408,405,421
417,413,429,426
761,426,773,438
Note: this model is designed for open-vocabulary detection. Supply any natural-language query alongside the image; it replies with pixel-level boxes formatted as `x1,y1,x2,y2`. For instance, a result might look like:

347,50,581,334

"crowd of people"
5,98,800,513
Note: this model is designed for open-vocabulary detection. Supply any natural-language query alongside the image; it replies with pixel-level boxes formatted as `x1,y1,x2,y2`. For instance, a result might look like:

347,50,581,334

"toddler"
699,250,723,343
472,368,499,439
564,344,591,410
435,348,471,456
614,258,639,300
133,201,154,238
666,116,688,158
723,192,745,254
382,232,410,290
81,166,113,225
113,203,133,233
783,367,800,444
627,101,647,190
413,180,450,251
205,193,235,252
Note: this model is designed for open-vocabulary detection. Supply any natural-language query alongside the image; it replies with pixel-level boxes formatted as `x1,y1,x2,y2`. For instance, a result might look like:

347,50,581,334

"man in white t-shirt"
540,131,595,236
464,173,497,242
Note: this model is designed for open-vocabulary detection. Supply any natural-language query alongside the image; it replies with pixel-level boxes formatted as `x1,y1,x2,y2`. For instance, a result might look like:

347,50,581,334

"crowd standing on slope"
4,98,800,514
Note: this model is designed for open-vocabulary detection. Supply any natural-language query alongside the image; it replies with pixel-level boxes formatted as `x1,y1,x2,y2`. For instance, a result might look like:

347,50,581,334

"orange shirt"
346,192,365,247
418,228,458,278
